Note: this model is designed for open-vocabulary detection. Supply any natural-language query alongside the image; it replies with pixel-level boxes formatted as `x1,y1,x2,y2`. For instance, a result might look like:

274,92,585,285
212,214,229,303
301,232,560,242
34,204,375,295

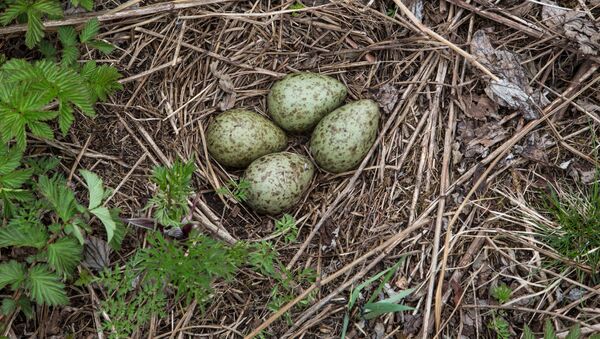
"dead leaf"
210,62,237,111
541,1,600,56
521,144,550,165
374,84,401,114
83,236,111,271
470,30,541,120
461,94,498,120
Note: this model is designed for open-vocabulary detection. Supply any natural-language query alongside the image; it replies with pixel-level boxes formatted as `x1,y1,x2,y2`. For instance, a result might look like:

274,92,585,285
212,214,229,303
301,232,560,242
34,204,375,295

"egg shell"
206,109,287,168
243,152,314,214
309,99,380,173
267,72,347,133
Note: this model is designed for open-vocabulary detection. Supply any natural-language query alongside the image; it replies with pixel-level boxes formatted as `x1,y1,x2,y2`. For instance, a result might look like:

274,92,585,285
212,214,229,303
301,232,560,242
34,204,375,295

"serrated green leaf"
25,11,44,49
38,175,78,223
91,206,115,243
61,46,79,66
0,260,26,290
0,1,27,26
0,148,23,175
26,264,68,306
1,298,16,315
38,39,57,60
108,209,126,250
0,168,33,188
47,237,82,276
79,0,93,11
0,219,48,248
27,120,54,139
32,0,63,17
17,297,33,318
57,26,77,47
58,103,74,136
80,169,104,209
87,40,115,54
79,18,99,43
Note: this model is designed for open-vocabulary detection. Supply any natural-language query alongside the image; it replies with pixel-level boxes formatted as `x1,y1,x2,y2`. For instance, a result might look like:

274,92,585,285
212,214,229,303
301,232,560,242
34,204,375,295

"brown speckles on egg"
309,100,380,173
267,72,347,133
206,109,288,168
243,152,314,215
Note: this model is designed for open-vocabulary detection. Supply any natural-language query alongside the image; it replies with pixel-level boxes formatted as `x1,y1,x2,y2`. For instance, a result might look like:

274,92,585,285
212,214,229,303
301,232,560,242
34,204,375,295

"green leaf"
58,103,74,136
32,0,63,17
26,264,68,305
1,298,16,315
0,168,33,188
38,174,78,223
58,26,77,47
0,260,26,290
0,219,48,249
565,325,581,339
376,288,414,304
47,237,82,276
25,11,44,48
0,1,27,26
108,209,126,250
38,39,57,60
79,0,93,11
80,169,104,209
79,18,99,43
349,265,395,309
0,147,23,175
91,206,116,243
363,302,414,319
17,297,33,318
27,120,54,139
67,223,85,245
544,319,556,339
87,40,115,54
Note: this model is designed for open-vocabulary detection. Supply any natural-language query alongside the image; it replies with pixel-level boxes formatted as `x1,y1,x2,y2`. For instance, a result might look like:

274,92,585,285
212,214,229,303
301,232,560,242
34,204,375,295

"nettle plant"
0,0,123,321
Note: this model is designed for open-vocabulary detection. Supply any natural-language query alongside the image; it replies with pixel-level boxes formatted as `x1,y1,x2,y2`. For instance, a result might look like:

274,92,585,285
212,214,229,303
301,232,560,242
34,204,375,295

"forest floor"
3,0,600,338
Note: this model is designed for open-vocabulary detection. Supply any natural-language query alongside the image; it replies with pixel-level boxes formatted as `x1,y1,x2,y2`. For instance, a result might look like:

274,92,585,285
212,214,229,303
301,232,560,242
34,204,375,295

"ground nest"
3,0,600,338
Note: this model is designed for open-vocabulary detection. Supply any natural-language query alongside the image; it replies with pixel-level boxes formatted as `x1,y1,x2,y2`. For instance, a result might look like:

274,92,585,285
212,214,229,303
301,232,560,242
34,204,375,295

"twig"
0,0,233,35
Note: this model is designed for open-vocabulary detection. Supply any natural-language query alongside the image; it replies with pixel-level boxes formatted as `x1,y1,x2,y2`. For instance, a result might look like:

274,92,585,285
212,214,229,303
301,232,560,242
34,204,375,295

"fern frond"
0,0,27,26
47,237,82,276
57,103,74,136
0,260,26,290
26,264,68,305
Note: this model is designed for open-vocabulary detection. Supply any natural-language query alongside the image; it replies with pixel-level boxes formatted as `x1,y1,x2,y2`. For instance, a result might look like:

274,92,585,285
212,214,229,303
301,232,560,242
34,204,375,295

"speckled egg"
243,152,314,214
309,99,380,173
267,72,347,133
206,109,288,168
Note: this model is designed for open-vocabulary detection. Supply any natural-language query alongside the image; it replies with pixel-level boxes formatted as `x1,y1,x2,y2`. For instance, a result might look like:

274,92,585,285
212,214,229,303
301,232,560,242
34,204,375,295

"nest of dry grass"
3,0,600,338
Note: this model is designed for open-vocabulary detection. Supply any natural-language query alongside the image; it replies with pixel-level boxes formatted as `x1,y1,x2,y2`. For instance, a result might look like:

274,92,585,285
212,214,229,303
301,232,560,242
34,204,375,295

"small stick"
0,0,233,35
